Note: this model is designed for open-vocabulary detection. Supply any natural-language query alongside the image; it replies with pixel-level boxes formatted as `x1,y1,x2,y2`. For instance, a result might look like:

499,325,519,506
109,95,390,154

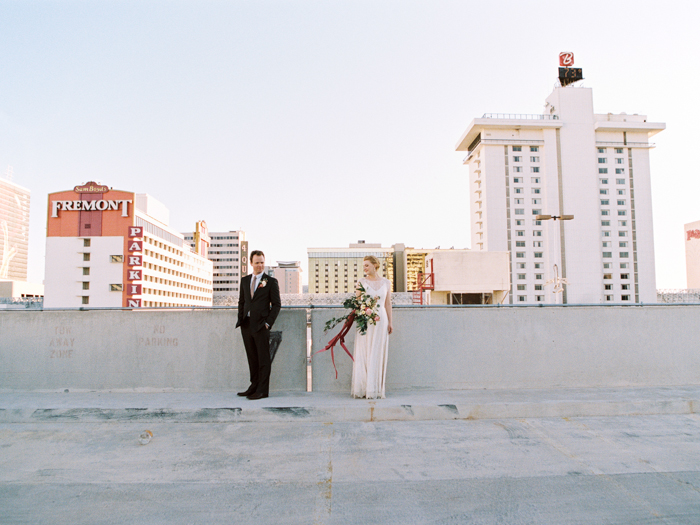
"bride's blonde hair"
363,255,380,270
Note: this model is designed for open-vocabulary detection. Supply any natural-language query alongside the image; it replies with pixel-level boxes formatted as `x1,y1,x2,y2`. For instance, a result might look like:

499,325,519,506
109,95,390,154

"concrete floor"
2,410,700,524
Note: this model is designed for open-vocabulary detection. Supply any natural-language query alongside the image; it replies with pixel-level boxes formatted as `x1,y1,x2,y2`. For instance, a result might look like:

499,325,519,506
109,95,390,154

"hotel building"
44,182,212,308
183,230,248,297
308,242,394,294
0,175,31,281
266,261,303,294
456,85,664,304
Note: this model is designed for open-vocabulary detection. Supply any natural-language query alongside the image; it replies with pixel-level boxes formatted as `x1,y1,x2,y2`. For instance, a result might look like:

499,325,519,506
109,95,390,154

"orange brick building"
45,182,212,308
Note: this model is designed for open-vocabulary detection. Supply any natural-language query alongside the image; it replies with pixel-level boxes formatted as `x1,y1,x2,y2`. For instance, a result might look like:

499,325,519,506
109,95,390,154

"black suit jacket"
236,273,282,333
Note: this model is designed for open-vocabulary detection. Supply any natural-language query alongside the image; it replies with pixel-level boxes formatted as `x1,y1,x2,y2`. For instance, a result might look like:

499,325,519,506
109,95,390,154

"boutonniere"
259,279,267,288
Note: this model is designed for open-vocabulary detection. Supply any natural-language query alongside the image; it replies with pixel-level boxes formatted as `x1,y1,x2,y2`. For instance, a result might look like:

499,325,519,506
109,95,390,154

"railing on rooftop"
482,113,559,120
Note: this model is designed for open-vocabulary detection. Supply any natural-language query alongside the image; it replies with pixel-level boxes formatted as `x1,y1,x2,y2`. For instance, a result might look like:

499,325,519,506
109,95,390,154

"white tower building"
456,85,664,304
183,230,247,297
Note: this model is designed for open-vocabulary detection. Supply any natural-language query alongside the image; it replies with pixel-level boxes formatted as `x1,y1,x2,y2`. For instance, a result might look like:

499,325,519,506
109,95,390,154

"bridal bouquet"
324,283,380,336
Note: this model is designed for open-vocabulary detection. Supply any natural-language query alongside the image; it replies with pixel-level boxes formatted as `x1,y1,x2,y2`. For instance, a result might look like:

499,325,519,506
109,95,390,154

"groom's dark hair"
250,250,265,260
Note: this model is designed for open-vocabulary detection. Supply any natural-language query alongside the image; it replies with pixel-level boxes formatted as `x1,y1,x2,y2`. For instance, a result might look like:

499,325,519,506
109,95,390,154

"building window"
83,268,90,276
82,296,89,305
515,220,524,225
535,284,543,291
532,209,541,215
598,148,606,153
513,167,523,173
621,273,629,279
617,189,626,195
533,220,542,226
83,253,91,262
603,263,611,269
111,255,123,263
516,241,526,247
518,296,526,302
618,210,627,216
515,209,524,215
535,295,544,302
601,220,610,226
616,158,624,164
620,263,629,269
601,210,610,216
517,284,526,290
83,239,91,247
619,242,628,248
530,156,540,162
531,167,540,173
604,284,612,290
514,188,523,194
515,198,524,204
532,188,540,194
517,263,526,269
82,282,90,290
605,295,613,301
533,230,542,237
603,252,612,258
620,252,629,258
600,199,609,205
110,284,123,292
534,252,543,258
533,241,542,247
616,168,625,174
600,189,608,195
619,220,627,227
530,146,539,152
534,263,543,269
513,177,523,183
599,169,608,174
598,158,607,164
513,156,522,162
604,273,612,279
603,231,610,237
532,199,541,205
617,200,626,206
616,178,626,184
621,295,631,301
535,274,543,280
615,148,623,154
600,178,608,184
517,230,525,237
531,177,540,183
513,146,522,151
602,242,611,248
516,252,525,258
621,284,630,290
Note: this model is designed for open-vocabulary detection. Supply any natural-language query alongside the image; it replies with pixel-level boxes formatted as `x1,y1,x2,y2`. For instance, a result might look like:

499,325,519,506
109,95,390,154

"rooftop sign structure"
558,52,583,87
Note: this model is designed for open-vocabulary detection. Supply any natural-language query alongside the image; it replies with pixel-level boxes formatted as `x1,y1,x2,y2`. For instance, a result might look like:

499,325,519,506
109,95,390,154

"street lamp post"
535,214,574,304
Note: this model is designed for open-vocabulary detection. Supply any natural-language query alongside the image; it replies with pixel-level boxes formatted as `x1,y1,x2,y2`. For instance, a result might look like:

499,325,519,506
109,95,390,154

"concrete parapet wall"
311,305,700,392
0,309,307,392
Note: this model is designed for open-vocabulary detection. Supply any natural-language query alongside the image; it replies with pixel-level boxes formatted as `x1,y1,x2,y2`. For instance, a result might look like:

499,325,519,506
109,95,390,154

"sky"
1,0,699,288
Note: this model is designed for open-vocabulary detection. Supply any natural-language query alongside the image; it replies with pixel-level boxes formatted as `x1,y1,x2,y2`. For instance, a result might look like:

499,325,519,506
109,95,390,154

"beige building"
0,174,30,281
266,261,303,294
308,242,394,294
685,220,700,289
183,229,247,298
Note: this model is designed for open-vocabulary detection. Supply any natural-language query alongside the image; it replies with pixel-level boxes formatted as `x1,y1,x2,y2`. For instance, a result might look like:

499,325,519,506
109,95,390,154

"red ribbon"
315,312,355,379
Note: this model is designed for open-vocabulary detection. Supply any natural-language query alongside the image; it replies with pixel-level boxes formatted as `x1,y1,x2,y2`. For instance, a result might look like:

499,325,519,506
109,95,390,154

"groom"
235,250,281,400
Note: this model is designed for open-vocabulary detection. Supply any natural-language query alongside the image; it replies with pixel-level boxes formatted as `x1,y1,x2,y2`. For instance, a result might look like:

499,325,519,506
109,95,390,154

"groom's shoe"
237,388,255,397
247,392,268,400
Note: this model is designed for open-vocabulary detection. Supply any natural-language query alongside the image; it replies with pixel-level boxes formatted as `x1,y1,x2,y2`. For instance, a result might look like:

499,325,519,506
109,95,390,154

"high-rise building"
0,173,30,281
183,230,248,297
266,261,303,294
45,182,212,308
456,85,664,304
308,242,394,294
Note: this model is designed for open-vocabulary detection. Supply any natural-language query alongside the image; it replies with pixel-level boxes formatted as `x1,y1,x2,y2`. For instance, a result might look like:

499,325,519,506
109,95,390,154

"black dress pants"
241,319,271,396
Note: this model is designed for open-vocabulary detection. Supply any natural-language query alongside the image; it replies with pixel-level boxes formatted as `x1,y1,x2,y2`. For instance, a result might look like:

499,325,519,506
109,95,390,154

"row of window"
600,178,626,184
514,198,541,204
599,168,625,174
515,241,544,247
513,188,541,194
513,177,540,183
601,210,628,216
598,148,625,154
598,158,626,164
512,146,539,152
600,189,626,195
512,166,540,172
513,156,540,163
517,295,545,302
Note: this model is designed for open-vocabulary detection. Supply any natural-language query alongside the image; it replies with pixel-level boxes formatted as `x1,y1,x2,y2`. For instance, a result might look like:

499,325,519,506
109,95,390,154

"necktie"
251,275,256,296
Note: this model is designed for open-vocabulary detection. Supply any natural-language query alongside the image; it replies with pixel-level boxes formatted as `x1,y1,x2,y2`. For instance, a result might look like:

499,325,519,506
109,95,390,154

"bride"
351,255,393,399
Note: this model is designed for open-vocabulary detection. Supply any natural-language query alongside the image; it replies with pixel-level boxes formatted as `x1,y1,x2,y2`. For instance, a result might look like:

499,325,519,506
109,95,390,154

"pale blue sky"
1,0,698,288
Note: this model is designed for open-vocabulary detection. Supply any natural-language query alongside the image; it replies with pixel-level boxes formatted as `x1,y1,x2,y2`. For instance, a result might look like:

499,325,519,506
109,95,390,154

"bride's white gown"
351,277,390,399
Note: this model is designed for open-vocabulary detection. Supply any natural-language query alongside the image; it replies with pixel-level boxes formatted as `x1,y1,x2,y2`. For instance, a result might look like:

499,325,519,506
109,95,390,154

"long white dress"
351,277,390,399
